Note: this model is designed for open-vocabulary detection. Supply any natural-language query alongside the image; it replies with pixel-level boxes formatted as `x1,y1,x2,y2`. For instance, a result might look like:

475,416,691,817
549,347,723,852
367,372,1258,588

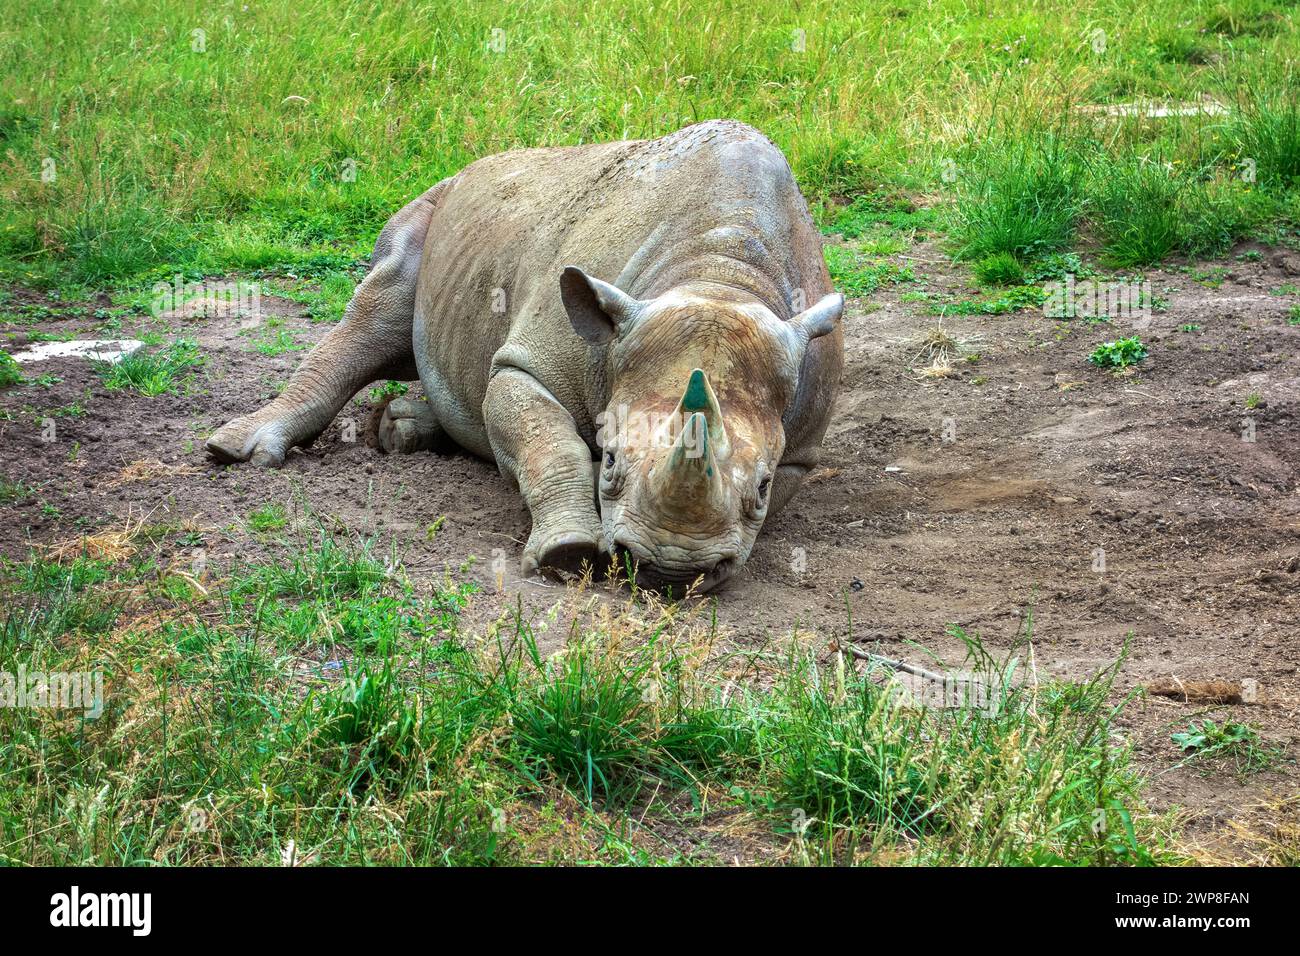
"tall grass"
950,131,1087,263
948,114,1282,270
2,1,1299,288
747,630,1161,865
1232,87,1300,190
1088,155,1262,266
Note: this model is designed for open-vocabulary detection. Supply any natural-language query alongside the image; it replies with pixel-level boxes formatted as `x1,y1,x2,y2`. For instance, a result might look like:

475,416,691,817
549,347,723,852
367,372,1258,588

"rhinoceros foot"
521,526,605,581
373,396,441,455
206,415,291,468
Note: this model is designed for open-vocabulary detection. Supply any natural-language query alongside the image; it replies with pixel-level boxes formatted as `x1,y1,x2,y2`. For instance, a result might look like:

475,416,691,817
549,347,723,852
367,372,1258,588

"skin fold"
207,120,844,591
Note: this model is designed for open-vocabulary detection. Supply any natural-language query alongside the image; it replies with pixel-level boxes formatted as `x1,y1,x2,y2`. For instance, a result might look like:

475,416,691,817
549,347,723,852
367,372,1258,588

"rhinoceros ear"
560,266,644,345
789,293,844,344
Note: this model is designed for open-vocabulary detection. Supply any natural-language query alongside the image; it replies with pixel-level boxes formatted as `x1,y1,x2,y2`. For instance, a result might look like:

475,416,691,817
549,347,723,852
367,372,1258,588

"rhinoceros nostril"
611,538,648,577
709,556,737,582
612,542,635,571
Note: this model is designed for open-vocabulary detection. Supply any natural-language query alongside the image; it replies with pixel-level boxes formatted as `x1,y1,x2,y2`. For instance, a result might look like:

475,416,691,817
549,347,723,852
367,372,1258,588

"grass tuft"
972,252,1026,286
1233,88,1300,190
0,350,22,388
98,339,204,396
951,132,1085,263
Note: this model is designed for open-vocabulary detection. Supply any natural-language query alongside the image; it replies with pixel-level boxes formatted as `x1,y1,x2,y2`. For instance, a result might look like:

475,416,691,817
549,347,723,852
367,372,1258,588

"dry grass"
1145,677,1248,705
1184,794,1300,866
908,323,980,379
39,510,150,562
1232,795,1300,866
109,457,201,486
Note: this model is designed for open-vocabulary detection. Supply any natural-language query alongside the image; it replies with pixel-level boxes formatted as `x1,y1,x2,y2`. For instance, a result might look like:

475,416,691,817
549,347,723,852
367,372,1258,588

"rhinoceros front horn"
654,369,728,507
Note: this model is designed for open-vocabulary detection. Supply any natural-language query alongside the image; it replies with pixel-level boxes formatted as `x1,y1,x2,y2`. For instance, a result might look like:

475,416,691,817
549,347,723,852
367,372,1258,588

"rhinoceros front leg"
484,367,604,578
767,463,810,518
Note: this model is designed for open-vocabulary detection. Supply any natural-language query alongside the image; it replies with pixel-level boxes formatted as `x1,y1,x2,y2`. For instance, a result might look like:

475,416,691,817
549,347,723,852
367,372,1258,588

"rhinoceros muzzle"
609,535,741,592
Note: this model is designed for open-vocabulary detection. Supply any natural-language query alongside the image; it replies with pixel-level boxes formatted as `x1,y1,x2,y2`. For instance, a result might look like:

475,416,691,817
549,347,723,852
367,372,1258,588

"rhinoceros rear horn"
560,266,644,345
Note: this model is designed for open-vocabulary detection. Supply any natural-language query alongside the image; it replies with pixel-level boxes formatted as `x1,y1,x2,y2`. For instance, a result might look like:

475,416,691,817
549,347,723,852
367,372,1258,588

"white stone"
1077,98,1229,119
9,339,146,366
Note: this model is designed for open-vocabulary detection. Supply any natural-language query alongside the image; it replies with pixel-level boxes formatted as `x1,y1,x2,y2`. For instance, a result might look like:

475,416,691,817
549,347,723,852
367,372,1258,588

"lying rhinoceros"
207,120,843,591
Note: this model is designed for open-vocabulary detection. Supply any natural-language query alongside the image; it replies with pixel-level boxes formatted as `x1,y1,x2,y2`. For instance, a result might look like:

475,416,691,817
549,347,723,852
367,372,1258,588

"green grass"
818,192,942,241
267,267,361,323
0,350,22,387
932,285,1047,317
1204,1,1289,39
1233,88,1300,190
763,631,1168,865
249,328,307,356
246,503,288,534
823,246,915,296
950,131,1086,263
0,524,1185,866
0,476,33,503
1089,155,1260,267
972,252,1027,287
230,531,392,602
1091,157,1189,266
2,2,1299,293
97,339,204,396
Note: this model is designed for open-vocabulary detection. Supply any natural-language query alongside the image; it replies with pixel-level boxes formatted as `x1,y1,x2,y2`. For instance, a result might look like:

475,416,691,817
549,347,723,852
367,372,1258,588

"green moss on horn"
681,368,710,412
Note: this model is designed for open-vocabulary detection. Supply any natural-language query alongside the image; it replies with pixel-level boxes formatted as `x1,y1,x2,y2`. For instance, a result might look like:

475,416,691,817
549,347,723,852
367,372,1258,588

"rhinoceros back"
411,120,833,458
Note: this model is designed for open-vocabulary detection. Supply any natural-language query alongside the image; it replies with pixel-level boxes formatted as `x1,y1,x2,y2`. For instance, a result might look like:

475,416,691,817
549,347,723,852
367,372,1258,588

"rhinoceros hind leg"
372,396,443,455
206,185,441,468
206,416,296,468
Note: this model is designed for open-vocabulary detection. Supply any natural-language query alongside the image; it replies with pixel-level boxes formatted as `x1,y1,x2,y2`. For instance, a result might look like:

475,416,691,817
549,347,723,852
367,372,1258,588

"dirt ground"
2,242,1298,860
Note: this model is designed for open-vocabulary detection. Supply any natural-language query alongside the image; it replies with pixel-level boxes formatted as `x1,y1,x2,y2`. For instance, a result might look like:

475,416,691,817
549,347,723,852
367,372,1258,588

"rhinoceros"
207,120,843,591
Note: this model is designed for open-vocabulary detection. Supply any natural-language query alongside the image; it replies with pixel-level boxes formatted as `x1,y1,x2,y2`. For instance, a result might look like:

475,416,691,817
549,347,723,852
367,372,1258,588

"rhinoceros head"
561,266,842,592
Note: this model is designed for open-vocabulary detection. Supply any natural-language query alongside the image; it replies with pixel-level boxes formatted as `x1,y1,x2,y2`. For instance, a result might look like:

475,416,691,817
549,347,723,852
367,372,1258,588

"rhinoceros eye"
605,449,617,469
757,476,772,501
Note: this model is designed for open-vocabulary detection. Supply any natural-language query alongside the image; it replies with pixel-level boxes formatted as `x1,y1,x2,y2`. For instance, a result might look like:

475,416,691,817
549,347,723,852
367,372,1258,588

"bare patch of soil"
2,243,1297,859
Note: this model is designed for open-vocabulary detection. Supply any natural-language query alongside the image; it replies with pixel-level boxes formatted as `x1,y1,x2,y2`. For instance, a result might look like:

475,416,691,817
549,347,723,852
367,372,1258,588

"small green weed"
1089,337,1148,369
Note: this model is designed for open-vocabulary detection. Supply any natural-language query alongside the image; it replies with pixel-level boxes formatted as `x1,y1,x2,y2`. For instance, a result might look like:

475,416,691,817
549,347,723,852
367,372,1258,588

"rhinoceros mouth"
609,539,739,593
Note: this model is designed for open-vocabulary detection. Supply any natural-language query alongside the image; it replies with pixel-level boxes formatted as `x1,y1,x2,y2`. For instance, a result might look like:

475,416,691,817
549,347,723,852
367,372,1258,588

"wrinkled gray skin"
207,120,843,592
